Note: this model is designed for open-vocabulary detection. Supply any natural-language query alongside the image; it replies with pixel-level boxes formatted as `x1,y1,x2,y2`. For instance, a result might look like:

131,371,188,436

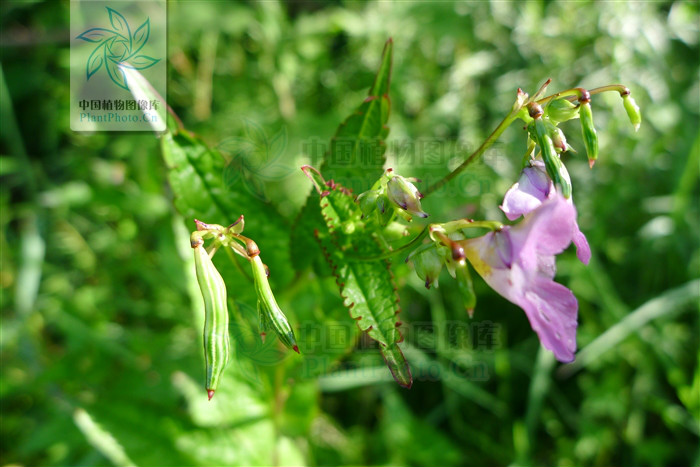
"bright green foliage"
320,39,392,190
291,39,393,272
306,166,412,388
3,2,699,467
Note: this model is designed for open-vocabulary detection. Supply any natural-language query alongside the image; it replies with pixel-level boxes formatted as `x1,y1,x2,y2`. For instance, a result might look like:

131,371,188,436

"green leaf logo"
76,7,160,91
220,120,293,202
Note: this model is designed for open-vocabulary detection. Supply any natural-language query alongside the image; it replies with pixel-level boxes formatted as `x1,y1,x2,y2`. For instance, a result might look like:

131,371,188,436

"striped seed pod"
578,95,599,168
192,238,230,400
529,117,572,198
250,254,299,353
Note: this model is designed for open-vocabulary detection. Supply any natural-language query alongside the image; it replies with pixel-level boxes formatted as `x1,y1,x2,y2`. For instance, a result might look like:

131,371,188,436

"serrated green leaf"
290,39,393,272
309,169,412,388
160,130,292,288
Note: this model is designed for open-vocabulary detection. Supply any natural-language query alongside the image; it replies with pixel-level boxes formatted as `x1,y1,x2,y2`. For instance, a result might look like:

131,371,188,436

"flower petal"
462,194,581,362
573,222,591,265
500,162,552,220
508,194,578,274
522,277,578,362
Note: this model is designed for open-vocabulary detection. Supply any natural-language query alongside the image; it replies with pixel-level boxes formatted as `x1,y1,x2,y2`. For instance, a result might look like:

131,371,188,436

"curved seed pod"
545,98,579,123
578,99,599,168
622,93,641,132
192,240,230,400
529,118,572,198
250,254,299,353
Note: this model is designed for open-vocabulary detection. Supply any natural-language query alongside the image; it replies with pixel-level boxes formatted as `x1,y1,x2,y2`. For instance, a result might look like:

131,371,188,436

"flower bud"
387,175,428,219
376,194,394,226
622,94,641,132
545,98,579,123
250,255,299,353
455,262,476,317
529,119,572,198
409,245,444,289
545,120,569,153
578,101,599,168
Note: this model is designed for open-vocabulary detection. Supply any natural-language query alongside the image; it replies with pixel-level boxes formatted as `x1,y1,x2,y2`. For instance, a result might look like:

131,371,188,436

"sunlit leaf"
291,39,393,272
308,167,412,388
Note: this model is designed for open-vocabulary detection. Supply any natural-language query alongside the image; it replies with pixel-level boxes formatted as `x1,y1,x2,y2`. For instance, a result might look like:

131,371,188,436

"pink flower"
460,194,583,362
501,161,591,265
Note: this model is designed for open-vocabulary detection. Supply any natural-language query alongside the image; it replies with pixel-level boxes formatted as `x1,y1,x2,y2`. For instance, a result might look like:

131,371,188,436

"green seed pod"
622,94,641,132
250,254,299,353
410,245,444,289
545,98,579,123
529,119,572,198
455,261,476,317
578,101,599,168
192,240,230,400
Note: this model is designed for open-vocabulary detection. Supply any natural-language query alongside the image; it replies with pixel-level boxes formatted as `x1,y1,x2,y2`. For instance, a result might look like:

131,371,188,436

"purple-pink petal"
501,161,591,265
461,194,582,362
572,223,591,265
500,162,552,221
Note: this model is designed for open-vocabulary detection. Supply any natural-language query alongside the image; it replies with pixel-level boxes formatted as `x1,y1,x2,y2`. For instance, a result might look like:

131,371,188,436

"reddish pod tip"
292,345,300,354
207,389,215,400
588,159,596,169
467,308,475,319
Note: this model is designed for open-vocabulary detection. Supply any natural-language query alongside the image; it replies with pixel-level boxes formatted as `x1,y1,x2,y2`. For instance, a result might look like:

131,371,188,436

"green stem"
435,219,504,234
346,226,429,262
536,84,630,105
423,81,631,198
423,108,523,197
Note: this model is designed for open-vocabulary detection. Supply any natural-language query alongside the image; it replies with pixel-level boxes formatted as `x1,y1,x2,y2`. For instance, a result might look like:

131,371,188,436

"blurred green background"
1,1,699,466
